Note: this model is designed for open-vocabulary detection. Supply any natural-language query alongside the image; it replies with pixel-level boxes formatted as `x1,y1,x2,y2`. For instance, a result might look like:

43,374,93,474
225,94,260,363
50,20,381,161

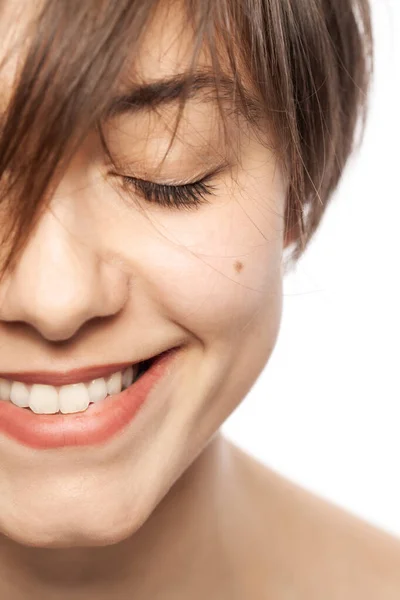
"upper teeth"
0,365,139,415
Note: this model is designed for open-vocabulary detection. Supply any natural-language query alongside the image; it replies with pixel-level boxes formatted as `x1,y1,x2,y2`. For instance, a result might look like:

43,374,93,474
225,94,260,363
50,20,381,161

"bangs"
0,0,257,278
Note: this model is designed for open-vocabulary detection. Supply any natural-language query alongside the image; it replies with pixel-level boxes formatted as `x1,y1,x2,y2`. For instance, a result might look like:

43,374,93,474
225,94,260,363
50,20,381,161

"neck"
0,431,240,600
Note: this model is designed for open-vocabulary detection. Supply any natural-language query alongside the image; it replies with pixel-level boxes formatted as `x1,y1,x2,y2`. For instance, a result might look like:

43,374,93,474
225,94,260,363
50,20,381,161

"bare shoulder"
223,437,400,600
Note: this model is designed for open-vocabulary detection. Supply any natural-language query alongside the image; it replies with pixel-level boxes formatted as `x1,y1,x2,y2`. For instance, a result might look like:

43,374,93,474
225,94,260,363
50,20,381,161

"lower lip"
0,348,180,450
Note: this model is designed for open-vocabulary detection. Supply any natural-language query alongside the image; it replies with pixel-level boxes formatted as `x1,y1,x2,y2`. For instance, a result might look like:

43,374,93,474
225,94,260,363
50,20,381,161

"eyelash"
121,174,216,211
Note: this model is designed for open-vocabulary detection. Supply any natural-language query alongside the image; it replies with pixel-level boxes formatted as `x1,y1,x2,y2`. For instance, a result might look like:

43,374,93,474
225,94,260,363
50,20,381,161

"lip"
0,347,181,450
0,361,143,386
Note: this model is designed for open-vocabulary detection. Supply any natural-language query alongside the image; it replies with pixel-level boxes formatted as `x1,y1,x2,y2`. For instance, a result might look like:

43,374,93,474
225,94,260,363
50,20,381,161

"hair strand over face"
0,0,373,281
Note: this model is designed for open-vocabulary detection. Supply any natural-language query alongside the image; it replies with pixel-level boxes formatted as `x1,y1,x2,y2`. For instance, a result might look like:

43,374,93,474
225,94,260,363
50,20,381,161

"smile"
0,347,181,449
0,363,147,414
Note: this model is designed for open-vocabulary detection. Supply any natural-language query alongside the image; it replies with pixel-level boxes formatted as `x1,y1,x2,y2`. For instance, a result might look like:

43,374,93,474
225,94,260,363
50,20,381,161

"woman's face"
0,2,287,546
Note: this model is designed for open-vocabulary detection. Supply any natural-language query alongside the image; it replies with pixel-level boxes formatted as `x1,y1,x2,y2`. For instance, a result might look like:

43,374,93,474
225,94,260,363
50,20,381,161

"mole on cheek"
234,260,244,274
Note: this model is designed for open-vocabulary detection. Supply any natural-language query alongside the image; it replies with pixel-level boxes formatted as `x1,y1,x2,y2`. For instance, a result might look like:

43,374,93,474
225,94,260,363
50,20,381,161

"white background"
222,0,400,538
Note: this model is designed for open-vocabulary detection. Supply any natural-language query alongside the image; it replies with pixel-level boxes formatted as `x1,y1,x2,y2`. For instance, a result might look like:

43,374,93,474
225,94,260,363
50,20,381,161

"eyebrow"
105,70,261,121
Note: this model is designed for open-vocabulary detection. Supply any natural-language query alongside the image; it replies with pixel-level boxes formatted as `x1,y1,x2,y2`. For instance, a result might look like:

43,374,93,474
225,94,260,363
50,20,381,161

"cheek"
147,229,282,341
100,174,285,344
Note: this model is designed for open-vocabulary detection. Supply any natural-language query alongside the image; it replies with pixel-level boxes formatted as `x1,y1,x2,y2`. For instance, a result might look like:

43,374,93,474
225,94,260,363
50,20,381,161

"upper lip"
0,344,181,387
0,361,140,387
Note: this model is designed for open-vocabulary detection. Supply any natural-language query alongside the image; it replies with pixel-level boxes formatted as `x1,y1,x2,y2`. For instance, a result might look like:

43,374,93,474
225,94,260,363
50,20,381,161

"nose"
0,208,128,342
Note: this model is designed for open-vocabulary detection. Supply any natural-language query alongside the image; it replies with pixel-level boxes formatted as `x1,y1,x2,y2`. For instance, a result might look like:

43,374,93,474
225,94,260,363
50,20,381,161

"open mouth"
134,355,156,379
0,346,182,449
0,352,164,415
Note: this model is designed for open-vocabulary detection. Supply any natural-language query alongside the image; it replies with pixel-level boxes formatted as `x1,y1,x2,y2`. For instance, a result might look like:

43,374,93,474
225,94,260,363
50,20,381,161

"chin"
0,492,152,549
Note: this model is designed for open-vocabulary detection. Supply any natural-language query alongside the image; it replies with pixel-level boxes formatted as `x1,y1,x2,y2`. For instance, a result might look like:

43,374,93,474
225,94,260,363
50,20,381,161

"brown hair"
0,0,373,281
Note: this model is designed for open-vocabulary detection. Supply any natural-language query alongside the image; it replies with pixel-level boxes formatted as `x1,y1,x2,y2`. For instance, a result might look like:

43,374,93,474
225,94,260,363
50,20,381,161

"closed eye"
121,174,216,210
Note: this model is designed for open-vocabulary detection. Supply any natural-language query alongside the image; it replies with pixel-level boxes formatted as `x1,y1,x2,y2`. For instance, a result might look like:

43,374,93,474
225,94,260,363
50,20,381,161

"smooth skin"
0,2,400,599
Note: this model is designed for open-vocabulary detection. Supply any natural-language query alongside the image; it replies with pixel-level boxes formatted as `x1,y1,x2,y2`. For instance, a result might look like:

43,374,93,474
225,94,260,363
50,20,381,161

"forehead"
0,1,27,88
0,0,261,144
110,4,261,135
0,0,208,94
125,1,206,85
